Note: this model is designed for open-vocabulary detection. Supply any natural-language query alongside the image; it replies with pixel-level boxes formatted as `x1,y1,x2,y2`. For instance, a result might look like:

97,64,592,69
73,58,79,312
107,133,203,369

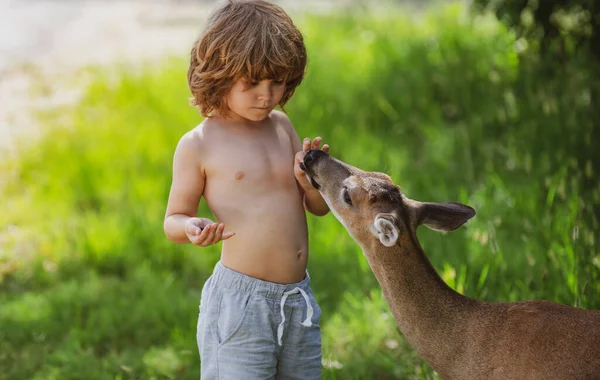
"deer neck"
361,234,477,369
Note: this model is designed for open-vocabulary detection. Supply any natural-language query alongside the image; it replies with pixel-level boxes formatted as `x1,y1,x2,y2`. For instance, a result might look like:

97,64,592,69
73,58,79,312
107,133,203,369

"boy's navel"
235,171,245,180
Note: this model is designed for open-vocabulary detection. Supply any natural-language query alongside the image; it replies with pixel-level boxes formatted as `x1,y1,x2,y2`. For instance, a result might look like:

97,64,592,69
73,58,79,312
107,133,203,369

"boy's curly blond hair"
187,0,307,118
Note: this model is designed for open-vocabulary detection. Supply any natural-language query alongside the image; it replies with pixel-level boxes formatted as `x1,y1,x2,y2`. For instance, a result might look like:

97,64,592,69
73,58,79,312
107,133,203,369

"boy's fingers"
322,144,330,153
294,150,305,164
303,138,310,152
205,223,218,244
185,223,197,235
190,234,201,245
198,223,215,244
189,223,235,246
212,224,225,245
312,137,322,150
222,232,235,240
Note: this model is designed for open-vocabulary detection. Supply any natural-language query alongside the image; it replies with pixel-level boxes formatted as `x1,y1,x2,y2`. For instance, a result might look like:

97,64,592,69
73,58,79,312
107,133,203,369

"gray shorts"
196,262,322,379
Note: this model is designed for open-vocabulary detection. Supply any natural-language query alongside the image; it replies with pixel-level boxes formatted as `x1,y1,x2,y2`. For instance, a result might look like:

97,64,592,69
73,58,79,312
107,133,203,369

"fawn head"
301,150,476,248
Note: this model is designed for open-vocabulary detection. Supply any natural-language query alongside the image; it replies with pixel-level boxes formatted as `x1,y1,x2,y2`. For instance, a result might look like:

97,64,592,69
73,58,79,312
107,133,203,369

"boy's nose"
257,83,273,100
258,80,273,100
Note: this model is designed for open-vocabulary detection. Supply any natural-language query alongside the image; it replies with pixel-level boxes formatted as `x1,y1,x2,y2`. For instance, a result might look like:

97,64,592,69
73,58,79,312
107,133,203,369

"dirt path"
0,0,337,156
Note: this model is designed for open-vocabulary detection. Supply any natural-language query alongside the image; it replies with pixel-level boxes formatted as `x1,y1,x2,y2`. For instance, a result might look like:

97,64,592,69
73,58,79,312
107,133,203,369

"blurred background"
1,0,599,379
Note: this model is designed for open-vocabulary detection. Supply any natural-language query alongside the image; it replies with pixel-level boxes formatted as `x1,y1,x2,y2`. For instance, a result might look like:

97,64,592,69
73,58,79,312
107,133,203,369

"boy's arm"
164,130,233,245
281,113,329,216
294,136,330,216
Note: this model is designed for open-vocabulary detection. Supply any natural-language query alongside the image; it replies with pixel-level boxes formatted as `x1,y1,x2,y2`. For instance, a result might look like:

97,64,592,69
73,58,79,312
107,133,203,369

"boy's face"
224,78,286,122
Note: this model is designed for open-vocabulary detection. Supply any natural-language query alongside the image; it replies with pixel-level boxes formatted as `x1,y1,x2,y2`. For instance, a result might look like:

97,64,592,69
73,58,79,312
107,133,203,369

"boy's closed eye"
246,78,286,87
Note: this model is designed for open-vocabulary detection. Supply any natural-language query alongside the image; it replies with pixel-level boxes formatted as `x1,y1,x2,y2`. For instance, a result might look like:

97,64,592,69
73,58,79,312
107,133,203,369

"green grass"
1,3,599,379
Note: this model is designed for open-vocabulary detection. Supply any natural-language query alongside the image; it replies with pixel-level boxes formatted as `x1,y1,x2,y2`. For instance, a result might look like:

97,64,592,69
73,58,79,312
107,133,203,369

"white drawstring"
277,287,313,346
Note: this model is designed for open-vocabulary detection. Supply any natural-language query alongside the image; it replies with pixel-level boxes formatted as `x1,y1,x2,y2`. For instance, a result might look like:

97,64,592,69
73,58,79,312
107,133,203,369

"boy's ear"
416,202,476,232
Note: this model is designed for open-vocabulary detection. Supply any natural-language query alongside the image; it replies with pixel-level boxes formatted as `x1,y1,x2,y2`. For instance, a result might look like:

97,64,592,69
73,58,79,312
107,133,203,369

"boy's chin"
225,108,272,122
244,110,272,122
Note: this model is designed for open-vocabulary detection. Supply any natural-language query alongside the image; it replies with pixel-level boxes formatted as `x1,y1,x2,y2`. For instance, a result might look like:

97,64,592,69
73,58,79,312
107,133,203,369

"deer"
300,149,600,380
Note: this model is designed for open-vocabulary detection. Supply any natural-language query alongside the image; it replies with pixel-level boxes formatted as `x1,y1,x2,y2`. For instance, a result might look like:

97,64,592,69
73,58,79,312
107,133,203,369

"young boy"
163,1,329,378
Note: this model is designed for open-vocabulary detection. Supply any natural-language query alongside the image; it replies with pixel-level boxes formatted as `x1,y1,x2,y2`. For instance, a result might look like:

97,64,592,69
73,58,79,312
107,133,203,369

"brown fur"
303,150,600,380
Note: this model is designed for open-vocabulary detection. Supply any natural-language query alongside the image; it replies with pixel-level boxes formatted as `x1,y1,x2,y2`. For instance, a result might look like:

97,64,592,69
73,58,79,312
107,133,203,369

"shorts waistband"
211,261,311,299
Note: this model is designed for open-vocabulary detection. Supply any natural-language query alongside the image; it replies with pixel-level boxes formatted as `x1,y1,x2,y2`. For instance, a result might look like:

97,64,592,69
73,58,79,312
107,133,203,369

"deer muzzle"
302,149,330,189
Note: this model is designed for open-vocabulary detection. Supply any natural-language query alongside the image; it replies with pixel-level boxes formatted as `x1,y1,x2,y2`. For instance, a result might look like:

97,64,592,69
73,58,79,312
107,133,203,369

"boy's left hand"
295,136,330,191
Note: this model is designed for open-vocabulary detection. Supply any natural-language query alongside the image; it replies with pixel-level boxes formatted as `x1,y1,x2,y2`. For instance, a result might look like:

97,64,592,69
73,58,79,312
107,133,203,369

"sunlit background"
1,0,599,379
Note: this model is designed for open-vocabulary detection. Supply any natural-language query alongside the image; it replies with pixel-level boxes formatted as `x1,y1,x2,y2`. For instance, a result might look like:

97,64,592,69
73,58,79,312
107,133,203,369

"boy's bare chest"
206,126,296,186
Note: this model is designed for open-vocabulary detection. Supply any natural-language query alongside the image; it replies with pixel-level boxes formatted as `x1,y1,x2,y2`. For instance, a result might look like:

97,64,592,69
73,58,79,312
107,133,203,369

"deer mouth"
308,175,321,190
300,163,320,190
301,149,329,190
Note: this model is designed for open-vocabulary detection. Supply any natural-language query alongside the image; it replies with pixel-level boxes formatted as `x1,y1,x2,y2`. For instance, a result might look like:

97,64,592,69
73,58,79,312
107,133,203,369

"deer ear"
418,202,476,232
371,214,399,247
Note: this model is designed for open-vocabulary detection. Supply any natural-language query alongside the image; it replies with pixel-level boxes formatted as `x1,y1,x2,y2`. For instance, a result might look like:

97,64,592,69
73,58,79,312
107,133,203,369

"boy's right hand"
185,218,235,247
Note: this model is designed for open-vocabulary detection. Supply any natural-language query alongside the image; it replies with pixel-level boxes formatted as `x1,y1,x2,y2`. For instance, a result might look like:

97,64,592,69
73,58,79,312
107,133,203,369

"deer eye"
343,188,352,205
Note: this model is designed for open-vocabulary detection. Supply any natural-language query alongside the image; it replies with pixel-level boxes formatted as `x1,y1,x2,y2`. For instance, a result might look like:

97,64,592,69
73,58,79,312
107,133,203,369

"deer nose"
303,149,327,169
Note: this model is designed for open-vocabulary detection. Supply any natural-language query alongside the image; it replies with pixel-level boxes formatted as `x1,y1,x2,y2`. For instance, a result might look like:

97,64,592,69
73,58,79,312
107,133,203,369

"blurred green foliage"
0,3,598,379
473,0,600,62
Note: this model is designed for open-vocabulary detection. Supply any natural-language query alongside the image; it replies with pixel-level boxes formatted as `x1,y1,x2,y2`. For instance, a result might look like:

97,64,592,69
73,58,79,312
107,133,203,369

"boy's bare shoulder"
174,121,215,161
179,118,224,144
177,124,202,149
271,110,298,136
271,109,291,124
